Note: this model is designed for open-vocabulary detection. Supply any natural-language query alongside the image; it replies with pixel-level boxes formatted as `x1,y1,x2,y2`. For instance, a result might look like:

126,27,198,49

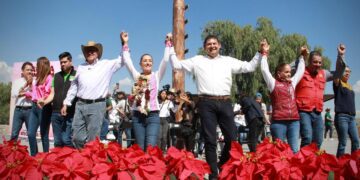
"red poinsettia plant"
219,142,265,180
1,136,359,179
334,149,360,179
165,146,210,180
292,143,338,179
0,138,36,179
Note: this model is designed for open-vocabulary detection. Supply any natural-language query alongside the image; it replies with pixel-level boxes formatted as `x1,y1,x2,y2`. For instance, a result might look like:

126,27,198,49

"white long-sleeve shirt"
63,56,124,106
233,103,246,126
122,47,170,111
158,100,175,118
11,78,32,107
260,56,305,92
169,47,262,96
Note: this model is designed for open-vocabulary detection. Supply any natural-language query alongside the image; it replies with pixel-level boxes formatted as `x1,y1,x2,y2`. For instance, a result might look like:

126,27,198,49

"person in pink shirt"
27,57,53,156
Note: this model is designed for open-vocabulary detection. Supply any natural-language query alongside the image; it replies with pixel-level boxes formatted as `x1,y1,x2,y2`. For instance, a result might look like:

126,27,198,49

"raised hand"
260,39,270,55
300,45,309,58
121,32,129,45
338,44,346,56
179,93,188,101
165,32,173,47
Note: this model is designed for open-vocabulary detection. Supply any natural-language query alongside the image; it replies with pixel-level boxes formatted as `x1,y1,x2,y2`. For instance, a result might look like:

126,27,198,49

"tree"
200,17,331,104
0,82,11,124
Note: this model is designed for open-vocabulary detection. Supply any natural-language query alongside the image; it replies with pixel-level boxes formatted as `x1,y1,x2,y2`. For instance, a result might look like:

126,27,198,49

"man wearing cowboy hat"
61,34,127,148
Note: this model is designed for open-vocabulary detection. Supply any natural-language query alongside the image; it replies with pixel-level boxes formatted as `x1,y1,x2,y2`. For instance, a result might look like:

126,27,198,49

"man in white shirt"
10,62,34,140
61,36,125,148
170,35,269,179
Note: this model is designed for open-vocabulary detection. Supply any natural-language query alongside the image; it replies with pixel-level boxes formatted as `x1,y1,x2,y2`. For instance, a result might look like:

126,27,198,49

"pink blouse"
29,74,53,102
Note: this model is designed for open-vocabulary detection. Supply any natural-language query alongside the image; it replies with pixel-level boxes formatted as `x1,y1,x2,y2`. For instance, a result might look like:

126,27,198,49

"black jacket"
53,67,77,116
239,96,264,122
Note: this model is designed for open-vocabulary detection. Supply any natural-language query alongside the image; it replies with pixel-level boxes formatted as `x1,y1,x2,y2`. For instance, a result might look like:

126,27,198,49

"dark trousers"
175,123,195,152
324,125,333,139
51,112,73,147
118,125,132,147
158,117,169,151
248,118,264,152
247,117,264,152
197,98,237,179
176,133,195,152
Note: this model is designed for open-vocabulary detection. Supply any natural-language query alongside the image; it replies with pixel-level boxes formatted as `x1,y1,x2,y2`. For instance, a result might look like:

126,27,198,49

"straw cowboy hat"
81,41,103,59
168,88,177,95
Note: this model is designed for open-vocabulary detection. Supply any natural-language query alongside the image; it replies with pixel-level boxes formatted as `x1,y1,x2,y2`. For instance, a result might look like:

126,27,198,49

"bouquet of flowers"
128,75,150,115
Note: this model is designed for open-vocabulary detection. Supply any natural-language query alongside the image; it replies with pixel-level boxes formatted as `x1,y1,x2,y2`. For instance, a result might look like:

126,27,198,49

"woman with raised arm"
121,32,171,150
333,44,359,157
260,46,307,153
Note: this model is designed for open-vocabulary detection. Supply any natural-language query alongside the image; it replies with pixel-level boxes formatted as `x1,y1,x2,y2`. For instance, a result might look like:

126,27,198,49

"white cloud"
118,77,133,87
353,80,360,93
0,61,12,83
109,77,133,94
77,53,85,60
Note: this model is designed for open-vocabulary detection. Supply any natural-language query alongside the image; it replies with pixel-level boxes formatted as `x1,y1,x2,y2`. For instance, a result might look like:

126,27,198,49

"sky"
1,0,360,116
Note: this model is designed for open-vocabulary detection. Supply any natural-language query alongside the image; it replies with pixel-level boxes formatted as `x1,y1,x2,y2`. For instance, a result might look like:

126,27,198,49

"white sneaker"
106,132,116,140
101,140,109,144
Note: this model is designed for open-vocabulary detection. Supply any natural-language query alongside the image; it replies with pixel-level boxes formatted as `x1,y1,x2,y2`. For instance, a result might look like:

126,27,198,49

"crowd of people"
10,32,359,179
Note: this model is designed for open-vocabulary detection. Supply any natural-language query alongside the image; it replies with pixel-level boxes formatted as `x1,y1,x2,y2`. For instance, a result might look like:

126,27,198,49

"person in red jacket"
261,46,307,152
296,44,346,148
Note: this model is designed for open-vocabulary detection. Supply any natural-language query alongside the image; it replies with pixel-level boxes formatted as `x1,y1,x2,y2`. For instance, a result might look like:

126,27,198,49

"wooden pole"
172,0,185,93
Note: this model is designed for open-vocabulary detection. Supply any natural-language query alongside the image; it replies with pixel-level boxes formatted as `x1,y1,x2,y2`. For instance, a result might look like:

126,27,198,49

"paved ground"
0,124,351,156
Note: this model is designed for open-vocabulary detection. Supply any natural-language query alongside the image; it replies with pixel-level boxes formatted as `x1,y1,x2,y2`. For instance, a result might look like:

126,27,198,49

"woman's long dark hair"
36,57,51,85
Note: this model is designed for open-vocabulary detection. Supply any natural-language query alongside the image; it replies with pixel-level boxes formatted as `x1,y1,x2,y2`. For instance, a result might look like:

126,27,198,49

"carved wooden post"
172,0,186,93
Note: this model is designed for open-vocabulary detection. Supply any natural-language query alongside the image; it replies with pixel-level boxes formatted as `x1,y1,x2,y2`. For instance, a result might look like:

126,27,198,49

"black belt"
198,94,231,101
78,97,105,104
15,106,32,110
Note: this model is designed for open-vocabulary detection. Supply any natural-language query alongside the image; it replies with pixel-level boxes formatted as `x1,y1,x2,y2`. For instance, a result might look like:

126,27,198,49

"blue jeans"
197,98,237,179
334,113,360,157
299,111,324,148
72,101,106,149
132,111,160,150
100,117,109,141
11,107,31,140
28,103,52,156
271,120,300,152
51,112,73,147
